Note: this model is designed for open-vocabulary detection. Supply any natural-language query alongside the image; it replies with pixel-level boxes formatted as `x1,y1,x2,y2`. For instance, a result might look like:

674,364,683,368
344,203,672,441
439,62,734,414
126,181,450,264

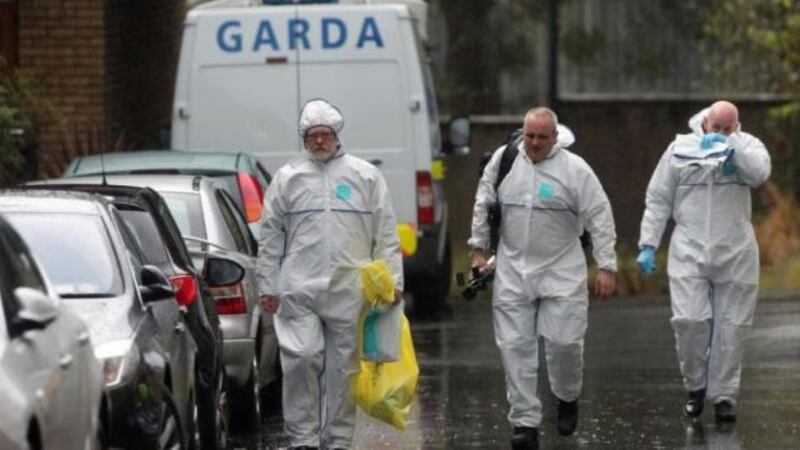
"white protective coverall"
469,137,617,428
257,100,403,448
638,108,771,404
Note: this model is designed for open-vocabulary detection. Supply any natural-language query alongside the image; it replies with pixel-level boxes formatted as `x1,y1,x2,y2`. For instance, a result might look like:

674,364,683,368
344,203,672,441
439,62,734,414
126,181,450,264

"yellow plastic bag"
359,259,395,308
352,314,418,430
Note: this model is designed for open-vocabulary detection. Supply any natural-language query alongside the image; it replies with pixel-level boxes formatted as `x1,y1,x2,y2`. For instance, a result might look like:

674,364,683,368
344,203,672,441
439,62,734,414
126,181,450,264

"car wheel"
230,350,261,431
188,391,200,450
198,367,229,450
159,388,186,450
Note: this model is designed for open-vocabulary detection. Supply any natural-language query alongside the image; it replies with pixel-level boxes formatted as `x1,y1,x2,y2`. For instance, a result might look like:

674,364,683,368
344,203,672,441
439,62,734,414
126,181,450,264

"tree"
704,0,800,195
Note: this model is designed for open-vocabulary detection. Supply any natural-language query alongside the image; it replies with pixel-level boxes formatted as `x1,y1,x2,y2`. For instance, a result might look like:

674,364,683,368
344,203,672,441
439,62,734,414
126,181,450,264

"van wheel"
412,240,452,317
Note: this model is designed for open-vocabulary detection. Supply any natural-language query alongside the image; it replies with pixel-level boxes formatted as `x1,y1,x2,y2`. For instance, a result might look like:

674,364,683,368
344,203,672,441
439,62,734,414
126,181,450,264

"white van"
171,0,470,312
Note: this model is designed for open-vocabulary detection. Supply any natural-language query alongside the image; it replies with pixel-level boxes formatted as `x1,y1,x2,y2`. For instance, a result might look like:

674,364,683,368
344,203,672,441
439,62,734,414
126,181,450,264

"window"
215,190,250,255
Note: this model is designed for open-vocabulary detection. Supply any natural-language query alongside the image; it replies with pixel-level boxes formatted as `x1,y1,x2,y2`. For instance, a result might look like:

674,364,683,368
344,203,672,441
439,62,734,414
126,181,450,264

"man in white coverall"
469,107,617,450
258,99,403,450
637,101,771,423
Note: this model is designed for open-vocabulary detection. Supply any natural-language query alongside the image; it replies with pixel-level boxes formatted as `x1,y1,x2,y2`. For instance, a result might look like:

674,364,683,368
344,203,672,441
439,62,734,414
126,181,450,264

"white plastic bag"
360,302,402,362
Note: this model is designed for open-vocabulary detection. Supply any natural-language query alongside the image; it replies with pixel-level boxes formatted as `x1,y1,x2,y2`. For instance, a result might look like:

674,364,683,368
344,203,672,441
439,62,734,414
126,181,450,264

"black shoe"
557,399,578,436
714,400,736,423
684,389,706,418
510,426,539,450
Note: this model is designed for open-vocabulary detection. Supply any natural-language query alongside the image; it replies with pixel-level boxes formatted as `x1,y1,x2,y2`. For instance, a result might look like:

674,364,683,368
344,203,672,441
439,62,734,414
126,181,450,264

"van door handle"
59,353,73,369
368,159,382,167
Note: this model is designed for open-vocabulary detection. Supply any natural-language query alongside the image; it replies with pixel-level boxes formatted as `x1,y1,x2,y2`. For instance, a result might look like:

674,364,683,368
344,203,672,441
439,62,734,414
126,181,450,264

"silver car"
50,175,280,430
0,214,103,450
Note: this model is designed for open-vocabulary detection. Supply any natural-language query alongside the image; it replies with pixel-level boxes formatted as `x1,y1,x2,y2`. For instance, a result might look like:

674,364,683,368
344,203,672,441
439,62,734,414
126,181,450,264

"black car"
30,183,229,449
0,190,196,449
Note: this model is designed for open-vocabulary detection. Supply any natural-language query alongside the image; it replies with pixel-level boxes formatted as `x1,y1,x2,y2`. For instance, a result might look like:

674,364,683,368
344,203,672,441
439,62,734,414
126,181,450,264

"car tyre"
159,387,187,450
230,351,261,432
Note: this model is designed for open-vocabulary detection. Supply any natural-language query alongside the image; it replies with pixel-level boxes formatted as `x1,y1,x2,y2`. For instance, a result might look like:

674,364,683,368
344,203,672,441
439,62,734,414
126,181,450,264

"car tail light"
169,274,197,307
210,283,247,315
416,171,434,225
238,172,264,223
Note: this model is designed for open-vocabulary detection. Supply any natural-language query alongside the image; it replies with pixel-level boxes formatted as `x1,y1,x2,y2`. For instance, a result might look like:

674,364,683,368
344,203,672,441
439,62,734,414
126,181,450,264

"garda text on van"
216,16,386,53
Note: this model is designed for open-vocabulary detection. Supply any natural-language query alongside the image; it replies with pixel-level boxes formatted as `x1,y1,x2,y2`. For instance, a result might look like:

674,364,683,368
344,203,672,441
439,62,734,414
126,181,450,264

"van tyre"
412,240,452,317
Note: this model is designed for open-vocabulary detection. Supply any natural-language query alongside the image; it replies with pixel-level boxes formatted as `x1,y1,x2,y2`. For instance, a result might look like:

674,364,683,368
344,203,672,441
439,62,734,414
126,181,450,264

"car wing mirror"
139,265,174,303
204,257,245,287
15,287,58,326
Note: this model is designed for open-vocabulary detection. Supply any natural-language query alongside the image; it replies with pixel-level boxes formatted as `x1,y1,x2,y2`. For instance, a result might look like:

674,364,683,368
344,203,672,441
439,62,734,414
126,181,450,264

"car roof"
0,189,105,215
66,150,251,176
34,174,215,195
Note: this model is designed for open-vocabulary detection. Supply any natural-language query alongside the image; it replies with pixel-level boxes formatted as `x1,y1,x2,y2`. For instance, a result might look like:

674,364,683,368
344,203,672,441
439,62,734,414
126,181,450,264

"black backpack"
481,129,522,251
479,128,592,252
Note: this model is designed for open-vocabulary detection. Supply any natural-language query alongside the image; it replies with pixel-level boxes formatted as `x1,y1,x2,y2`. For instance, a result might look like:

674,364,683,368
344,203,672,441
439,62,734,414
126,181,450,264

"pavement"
230,293,800,449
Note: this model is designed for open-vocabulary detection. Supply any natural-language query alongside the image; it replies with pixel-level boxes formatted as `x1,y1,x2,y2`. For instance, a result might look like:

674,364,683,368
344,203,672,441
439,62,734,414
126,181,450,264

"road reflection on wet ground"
230,295,800,449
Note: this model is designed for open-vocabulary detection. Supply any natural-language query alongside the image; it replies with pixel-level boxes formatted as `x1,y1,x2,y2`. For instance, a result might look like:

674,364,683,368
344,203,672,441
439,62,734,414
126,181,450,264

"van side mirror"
140,265,174,303
205,257,245,287
443,116,471,156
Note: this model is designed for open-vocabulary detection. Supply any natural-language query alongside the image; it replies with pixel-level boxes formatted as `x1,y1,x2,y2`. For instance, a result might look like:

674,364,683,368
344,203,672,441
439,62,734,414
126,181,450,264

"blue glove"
636,246,656,275
721,153,738,176
700,133,727,150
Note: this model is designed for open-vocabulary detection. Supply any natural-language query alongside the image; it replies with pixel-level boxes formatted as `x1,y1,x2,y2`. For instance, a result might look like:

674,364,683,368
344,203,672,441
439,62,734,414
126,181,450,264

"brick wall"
17,0,185,177
18,0,106,175
105,0,185,150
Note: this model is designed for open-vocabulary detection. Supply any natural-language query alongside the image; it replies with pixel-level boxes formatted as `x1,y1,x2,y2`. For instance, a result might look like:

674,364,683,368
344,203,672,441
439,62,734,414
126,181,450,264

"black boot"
510,426,538,450
714,400,736,423
557,399,578,436
684,388,705,418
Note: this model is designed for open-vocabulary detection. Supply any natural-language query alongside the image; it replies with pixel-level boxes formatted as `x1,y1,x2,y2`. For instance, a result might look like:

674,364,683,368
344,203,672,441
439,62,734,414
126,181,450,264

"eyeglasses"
305,130,336,142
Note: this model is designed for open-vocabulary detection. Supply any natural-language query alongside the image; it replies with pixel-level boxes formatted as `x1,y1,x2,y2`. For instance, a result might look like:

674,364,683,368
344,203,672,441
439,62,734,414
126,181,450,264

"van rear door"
174,5,416,224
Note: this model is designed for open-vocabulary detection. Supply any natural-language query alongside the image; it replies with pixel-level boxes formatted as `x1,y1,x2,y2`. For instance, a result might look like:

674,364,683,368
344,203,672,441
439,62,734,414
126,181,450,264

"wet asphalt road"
230,294,800,449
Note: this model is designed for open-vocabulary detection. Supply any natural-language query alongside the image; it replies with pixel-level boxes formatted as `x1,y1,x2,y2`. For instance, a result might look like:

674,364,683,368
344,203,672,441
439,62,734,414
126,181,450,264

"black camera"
456,257,496,301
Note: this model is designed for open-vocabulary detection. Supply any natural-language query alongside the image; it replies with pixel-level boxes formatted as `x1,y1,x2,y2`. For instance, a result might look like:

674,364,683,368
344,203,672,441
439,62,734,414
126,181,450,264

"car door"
213,189,260,307
0,222,90,450
110,208,196,428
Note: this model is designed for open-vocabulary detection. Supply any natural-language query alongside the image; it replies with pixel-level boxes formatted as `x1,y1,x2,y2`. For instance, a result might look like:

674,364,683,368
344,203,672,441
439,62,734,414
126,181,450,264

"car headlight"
94,339,139,387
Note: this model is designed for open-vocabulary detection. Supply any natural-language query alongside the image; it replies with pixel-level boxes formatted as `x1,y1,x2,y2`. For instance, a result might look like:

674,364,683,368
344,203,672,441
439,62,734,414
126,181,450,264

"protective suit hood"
557,124,576,148
688,107,710,135
298,99,344,137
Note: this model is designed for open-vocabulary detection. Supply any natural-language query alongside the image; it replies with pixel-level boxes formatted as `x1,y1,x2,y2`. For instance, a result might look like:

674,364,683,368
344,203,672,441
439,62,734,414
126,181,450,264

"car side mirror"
204,257,245,287
443,115,471,156
139,265,174,303
15,287,58,326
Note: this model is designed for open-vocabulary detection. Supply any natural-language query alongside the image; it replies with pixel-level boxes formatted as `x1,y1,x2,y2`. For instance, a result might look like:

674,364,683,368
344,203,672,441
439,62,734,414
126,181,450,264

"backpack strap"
495,128,522,193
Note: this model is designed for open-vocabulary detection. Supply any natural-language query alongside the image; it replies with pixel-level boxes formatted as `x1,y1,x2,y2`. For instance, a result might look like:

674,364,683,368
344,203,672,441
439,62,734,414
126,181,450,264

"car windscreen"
6,213,123,298
161,192,207,240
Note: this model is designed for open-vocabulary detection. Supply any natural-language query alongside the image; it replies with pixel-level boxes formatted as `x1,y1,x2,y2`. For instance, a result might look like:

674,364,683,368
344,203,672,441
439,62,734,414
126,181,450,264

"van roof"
192,0,428,43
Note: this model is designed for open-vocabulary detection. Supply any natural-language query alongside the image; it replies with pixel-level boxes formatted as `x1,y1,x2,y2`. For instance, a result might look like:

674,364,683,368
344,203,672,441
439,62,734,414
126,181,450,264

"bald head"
522,107,559,163
703,100,739,136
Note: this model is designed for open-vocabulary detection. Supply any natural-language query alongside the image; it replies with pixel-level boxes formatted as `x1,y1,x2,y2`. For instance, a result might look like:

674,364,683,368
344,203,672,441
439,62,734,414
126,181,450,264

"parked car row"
0,149,279,449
